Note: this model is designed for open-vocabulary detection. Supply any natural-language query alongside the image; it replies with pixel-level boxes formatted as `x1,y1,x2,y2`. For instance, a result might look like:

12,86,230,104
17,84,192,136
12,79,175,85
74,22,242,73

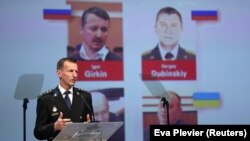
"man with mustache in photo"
73,6,122,61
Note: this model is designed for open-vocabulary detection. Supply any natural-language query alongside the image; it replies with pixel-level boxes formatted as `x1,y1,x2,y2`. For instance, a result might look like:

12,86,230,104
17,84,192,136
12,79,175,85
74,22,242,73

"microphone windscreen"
161,97,167,102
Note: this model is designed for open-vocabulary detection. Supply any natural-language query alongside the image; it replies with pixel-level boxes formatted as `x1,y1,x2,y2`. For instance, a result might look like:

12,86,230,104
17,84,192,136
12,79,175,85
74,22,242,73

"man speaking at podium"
34,58,94,141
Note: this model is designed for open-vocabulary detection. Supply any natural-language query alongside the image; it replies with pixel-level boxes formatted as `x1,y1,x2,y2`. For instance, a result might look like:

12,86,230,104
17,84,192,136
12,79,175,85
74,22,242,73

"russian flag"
193,92,220,108
191,10,218,21
43,9,71,20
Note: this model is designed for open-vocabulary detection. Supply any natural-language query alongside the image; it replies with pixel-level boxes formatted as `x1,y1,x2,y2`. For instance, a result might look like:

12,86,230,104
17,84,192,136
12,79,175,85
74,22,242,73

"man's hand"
54,112,72,131
84,114,91,123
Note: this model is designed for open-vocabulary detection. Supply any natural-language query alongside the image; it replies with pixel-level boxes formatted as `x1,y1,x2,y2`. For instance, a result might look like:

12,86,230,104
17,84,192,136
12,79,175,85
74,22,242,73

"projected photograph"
142,90,197,141
67,1,124,81
141,6,196,81
90,87,125,141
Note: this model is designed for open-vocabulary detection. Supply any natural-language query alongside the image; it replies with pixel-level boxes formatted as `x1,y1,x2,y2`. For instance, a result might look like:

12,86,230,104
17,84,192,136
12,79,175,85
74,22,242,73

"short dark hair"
81,6,110,27
156,7,182,25
57,58,76,70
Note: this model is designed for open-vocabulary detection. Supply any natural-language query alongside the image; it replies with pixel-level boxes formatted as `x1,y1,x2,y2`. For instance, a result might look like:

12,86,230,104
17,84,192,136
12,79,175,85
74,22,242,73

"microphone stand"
23,98,29,141
165,101,170,125
76,90,97,122
162,98,170,125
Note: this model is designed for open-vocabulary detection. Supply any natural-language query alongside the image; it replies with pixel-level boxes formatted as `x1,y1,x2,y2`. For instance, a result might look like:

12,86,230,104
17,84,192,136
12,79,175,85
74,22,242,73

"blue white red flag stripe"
191,10,218,21
43,9,71,15
43,9,71,20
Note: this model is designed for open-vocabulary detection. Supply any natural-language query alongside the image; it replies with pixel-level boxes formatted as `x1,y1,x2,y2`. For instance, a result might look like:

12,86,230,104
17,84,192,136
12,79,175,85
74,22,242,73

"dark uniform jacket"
142,45,196,60
34,87,93,141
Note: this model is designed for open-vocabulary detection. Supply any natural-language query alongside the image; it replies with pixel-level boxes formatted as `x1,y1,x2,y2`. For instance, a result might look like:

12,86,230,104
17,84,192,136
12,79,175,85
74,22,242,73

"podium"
53,122,123,141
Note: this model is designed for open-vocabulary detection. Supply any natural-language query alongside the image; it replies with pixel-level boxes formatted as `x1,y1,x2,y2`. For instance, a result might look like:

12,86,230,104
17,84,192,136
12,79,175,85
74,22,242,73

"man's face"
81,13,110,52
57,61,78,89
94,99,110,122
155,13,182,48
157,94,181,125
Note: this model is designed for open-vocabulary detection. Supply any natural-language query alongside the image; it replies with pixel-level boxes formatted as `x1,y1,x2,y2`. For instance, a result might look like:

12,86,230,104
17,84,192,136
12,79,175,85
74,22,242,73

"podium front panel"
53,122,123,141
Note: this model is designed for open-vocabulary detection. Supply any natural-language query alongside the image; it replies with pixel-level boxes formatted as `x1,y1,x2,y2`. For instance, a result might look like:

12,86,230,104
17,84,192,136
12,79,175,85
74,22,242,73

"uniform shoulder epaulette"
38,89,54,97
42,89,54,95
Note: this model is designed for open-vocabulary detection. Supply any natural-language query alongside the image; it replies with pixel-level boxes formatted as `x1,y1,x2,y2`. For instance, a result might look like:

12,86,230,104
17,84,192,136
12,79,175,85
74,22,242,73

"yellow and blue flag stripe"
193,92,220,108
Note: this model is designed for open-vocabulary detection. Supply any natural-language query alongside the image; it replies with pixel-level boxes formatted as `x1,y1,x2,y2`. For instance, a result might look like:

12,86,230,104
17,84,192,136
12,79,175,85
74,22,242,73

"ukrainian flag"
193,92,220,108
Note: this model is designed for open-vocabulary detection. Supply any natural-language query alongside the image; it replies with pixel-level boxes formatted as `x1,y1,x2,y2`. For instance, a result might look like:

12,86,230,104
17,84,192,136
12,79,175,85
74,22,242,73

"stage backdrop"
1,0,250,141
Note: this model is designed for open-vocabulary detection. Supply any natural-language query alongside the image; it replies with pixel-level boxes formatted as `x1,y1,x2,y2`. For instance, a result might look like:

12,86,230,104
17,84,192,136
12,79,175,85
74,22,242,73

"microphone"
161,97,168,108
76,89,96,122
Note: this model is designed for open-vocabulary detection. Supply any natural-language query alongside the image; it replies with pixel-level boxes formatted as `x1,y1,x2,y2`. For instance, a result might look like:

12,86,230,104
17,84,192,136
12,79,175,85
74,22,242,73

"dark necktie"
64,91,71,109
165,52,174,60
